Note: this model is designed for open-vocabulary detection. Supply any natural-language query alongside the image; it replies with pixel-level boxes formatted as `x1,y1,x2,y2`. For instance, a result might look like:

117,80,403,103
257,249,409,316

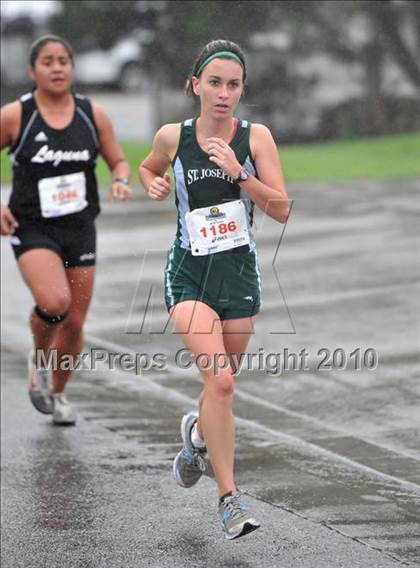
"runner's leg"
194,315,257,438
18,249,71,359
170,300,236,496
222,315,257,374
51,266,95,393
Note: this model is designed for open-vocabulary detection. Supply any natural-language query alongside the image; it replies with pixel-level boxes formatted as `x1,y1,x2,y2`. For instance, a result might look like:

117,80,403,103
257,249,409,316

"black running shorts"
10,219,96,268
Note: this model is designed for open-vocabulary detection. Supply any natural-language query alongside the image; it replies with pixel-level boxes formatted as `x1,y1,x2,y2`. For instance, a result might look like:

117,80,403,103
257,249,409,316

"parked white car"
74,31,152,92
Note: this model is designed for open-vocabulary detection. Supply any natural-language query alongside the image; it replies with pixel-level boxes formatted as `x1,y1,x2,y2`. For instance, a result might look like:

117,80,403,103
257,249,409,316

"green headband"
195,51,244,77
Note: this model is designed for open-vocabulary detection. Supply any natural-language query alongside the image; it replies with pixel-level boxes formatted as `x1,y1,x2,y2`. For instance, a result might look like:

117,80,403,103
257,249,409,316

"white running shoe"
28,350,53,414
52,393,76,426
219,490,260,540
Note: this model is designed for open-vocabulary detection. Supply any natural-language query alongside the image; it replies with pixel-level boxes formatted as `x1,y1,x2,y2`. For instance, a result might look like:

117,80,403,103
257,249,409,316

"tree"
368,0,420,89
49,0,420,139
262,0,420,136
50,0,153,50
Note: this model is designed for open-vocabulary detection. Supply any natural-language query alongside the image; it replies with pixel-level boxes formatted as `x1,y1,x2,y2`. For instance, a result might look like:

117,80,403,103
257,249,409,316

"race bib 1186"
186,199,250,256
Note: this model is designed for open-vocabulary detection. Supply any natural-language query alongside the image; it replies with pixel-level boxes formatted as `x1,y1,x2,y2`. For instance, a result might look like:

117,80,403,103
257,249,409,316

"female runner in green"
139,39,289,540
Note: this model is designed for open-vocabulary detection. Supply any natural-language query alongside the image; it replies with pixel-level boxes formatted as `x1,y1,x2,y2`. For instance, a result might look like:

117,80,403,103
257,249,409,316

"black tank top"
8,92,100,225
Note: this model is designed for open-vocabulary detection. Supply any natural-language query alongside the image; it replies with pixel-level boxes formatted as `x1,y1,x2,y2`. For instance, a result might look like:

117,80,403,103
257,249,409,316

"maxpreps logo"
205,206,226,221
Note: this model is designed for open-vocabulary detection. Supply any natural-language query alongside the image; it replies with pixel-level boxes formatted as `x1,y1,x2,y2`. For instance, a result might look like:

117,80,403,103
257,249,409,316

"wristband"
113,177,130,185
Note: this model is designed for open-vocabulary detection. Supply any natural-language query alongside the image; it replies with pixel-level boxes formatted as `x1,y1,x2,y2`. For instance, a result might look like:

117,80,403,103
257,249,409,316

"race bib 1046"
186,199,250,256
38,171,88,218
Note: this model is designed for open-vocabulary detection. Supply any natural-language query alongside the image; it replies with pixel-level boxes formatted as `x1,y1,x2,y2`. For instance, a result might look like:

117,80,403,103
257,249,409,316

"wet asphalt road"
1,178,420,567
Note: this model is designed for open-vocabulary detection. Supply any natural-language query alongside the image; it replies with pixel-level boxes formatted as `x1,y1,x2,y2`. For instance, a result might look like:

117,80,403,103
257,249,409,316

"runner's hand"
207,137,241,179
148,173,171,201
0,204,19,235
109,180,133,202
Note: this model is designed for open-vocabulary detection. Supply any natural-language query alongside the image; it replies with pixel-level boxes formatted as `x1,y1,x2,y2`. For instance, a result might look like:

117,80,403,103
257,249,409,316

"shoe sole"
53,419,76,426
180,411,198,448
172,451,188,487
29,389,53,415
173,411,204,488
225,520,261,540
28,350,53,415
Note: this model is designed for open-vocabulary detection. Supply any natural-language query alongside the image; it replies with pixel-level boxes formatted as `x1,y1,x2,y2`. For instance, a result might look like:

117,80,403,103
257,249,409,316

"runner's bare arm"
0,102,21,150
92,103,132,201
246,124,289,222
0,103,20,234
139,123,180,201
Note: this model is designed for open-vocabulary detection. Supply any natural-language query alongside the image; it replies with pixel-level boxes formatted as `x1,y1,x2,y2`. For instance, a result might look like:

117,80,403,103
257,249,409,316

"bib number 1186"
199,221,237,238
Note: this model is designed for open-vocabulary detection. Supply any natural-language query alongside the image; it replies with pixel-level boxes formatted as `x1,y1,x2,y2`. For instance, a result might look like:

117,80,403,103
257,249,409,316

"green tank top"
171,117,257,250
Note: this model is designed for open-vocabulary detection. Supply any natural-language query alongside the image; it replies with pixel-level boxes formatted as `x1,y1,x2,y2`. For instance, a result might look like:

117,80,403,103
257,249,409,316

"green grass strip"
1,133,419,187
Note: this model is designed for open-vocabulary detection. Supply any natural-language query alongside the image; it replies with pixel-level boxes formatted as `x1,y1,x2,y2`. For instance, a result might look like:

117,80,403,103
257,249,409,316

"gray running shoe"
219,491,260,540
52,393,76,426
28,350,53,414
173,411,206,488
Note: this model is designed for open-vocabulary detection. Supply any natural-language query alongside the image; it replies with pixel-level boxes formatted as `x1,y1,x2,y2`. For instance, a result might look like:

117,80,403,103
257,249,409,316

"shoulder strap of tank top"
74,93,100,149
231,118,253,165
235,118,251,141
232,118,257,177
172,118,194,165
8,92,39,161
239,119,257,176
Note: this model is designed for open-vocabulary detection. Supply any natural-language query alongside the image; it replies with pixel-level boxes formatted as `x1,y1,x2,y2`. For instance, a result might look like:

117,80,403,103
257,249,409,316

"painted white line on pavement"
79,333,420,496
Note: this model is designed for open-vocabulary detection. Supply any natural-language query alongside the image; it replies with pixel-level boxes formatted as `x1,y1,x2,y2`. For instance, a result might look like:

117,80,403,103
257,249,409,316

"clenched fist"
148,173,172,201
0,204,19,235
